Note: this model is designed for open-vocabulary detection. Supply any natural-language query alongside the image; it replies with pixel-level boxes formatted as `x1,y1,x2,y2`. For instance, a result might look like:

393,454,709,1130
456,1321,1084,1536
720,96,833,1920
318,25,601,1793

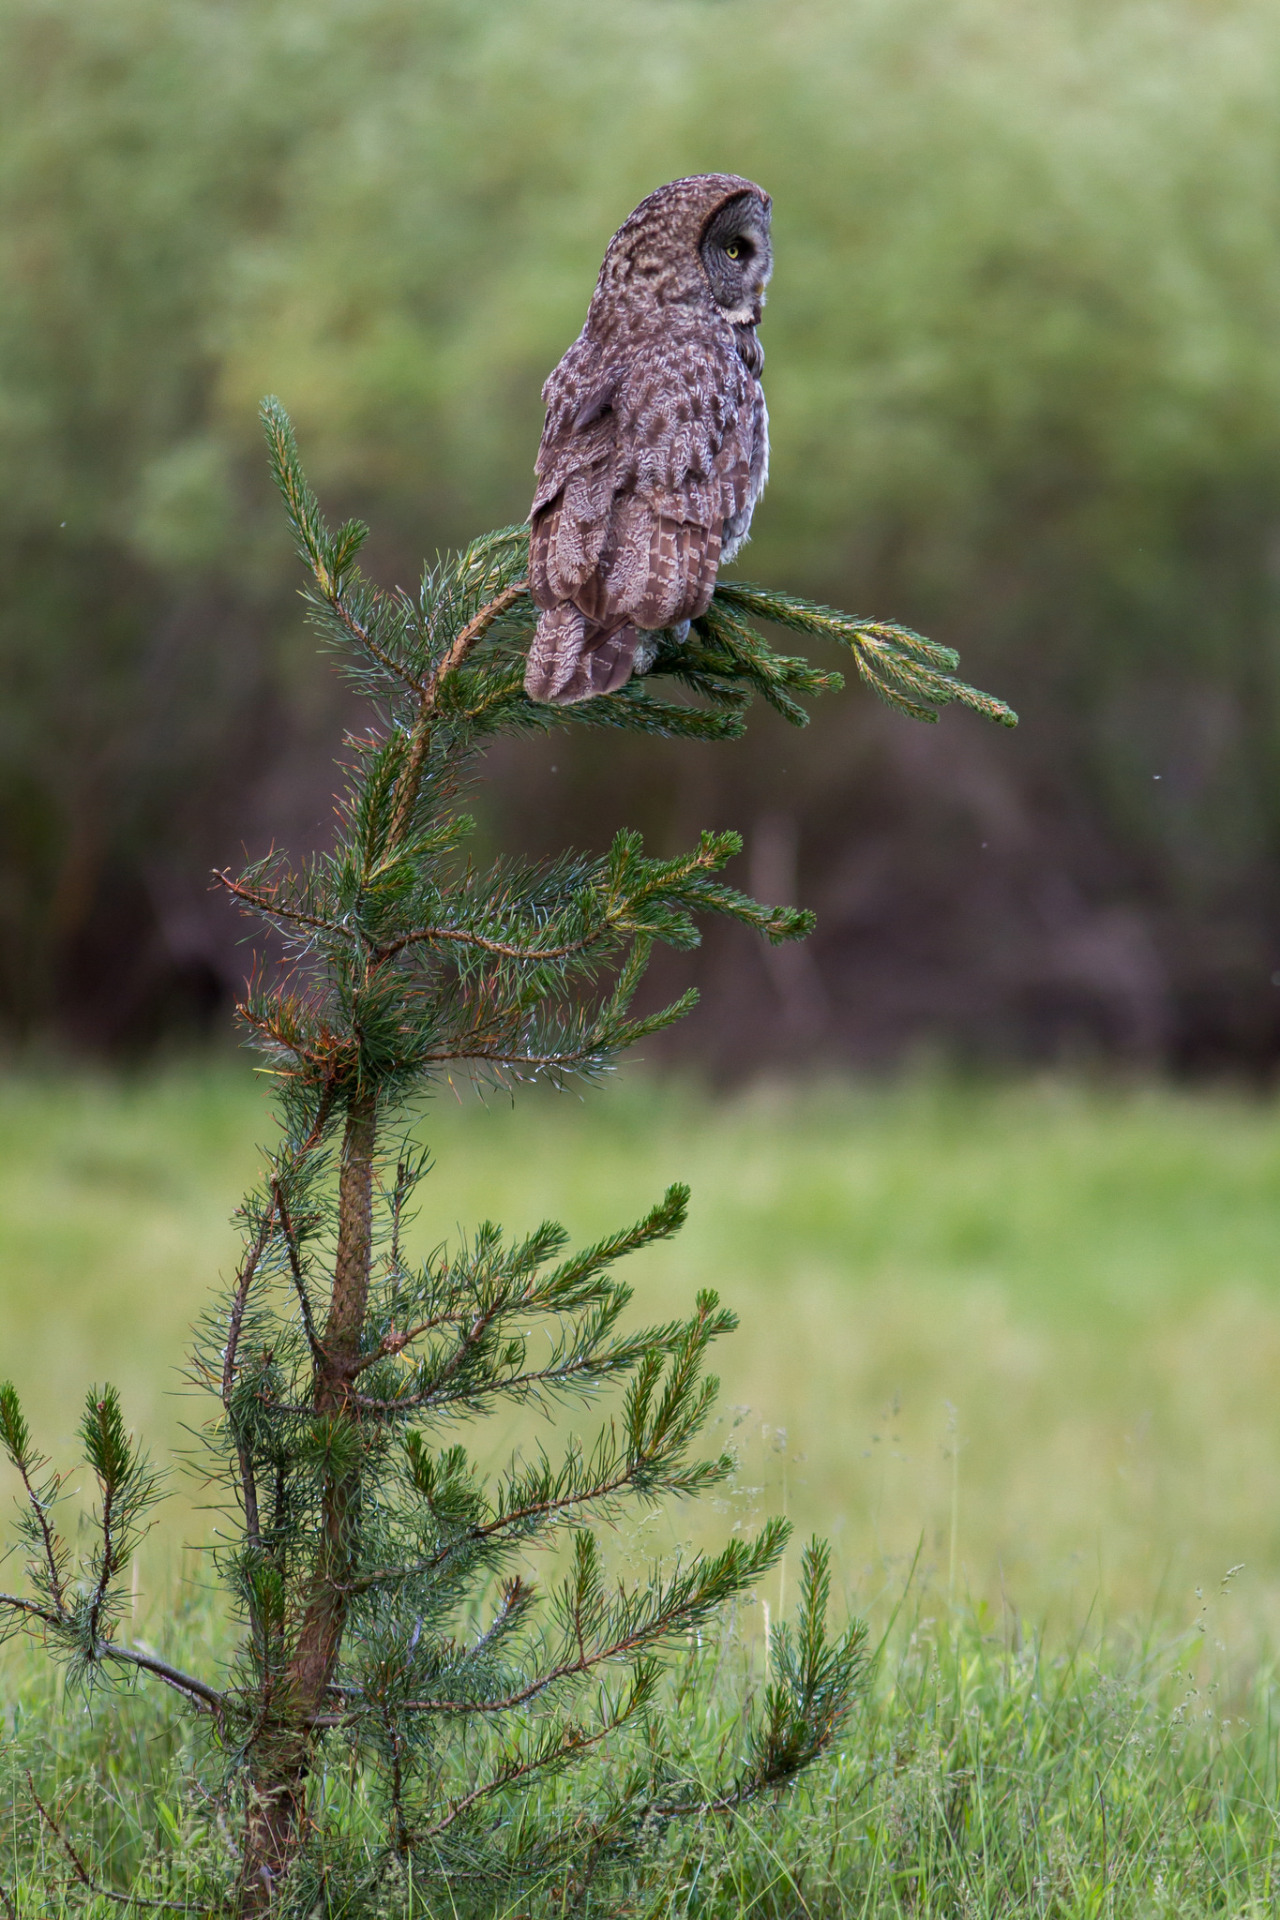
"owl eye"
725,242,744,261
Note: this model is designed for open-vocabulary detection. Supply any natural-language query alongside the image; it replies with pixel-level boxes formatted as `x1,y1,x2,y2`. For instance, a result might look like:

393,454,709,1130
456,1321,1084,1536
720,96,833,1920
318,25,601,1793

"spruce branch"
222,1208,275,1549
0,1381,69,1617
713,582,1018,728
404,1675,650,1845
0,1386,224,1720
77,1386,160,1660
262,395,368,606
214,871,346,943
387,579,530,849
270,1175,326,1368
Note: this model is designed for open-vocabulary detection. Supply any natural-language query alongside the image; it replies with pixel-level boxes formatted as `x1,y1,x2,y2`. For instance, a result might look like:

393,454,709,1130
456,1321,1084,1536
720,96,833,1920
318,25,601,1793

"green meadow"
4,1063,1280,1627
5,1063,1280,1912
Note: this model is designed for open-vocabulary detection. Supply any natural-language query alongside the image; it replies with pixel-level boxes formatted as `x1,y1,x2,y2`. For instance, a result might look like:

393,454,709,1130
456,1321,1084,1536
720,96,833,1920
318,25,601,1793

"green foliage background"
6,0,1280,1062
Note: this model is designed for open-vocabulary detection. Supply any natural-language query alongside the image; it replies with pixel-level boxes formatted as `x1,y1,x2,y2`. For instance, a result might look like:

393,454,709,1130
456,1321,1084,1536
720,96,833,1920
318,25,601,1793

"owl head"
698,189,773,324
593,174,773,326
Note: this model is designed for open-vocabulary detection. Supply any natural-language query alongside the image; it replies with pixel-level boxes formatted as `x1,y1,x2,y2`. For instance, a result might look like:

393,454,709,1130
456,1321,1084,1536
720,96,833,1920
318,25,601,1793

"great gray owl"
525,173,773,704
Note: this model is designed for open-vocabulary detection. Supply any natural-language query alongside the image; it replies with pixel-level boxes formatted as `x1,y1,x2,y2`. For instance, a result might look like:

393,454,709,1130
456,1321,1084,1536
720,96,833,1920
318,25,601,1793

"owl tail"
524,604,638,705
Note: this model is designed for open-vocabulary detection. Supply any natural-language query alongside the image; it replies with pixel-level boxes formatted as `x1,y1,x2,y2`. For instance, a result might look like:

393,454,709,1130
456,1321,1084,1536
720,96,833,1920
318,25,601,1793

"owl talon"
631,621,690,680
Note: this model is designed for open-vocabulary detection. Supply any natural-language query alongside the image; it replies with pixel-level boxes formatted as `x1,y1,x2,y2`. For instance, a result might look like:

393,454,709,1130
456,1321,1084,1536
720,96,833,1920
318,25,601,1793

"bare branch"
99,1641,229,1718
26,1772,191,1911
377,921,605,966
0,1590,61,1628
215,872,347,941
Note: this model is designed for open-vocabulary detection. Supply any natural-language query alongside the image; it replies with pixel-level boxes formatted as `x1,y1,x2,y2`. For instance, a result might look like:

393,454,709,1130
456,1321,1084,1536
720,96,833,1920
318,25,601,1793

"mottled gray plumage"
526,174,773,704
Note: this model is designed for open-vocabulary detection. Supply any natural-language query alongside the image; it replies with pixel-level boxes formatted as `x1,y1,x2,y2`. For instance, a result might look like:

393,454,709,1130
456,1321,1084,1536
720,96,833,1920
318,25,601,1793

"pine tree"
0,401,1015,1916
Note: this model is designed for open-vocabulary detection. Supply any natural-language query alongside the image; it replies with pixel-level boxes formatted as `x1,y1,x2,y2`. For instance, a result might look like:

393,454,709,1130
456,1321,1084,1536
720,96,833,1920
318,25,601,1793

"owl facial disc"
698,192,773,324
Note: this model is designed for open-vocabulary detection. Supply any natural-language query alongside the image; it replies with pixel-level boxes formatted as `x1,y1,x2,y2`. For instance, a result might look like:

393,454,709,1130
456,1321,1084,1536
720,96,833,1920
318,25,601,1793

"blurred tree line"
6,0,1280,1069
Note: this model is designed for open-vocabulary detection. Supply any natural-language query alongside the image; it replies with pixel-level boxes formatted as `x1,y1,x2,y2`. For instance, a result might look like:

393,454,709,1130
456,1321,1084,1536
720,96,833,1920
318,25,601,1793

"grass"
4,1060,1280,1912
4,1586,1280,1914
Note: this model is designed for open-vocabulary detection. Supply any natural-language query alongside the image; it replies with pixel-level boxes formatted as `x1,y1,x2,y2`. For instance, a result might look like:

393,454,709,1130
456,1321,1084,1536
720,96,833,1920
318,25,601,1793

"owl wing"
530,327,757,633
530,338,621,604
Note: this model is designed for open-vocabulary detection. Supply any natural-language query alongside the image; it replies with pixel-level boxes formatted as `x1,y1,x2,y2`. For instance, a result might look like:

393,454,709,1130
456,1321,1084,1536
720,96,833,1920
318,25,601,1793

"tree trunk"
237,1086,378,1912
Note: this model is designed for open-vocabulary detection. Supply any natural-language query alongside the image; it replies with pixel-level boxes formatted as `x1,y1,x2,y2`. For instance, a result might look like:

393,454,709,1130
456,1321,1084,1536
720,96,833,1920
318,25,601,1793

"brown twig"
215,873,347,941
386,1156,414,1275
223,1214,274,1407
346,1309,458,1376
270,1176,326,1367
299,1082,339,1159
385,582,527,849
393,1299,501,1400
399,1628,673,1719
8,1454,67,1614
223,1211,273,1548
222,1090,338,1545
376,920,607,965
0,1591,60,1627
235,1007,353,1073
423,580,529,708
374,837,720,967
329,589,425,694
100,1641,228,1718
419,1044,608,1071
26,1773,190,1911
383,1709,410,1855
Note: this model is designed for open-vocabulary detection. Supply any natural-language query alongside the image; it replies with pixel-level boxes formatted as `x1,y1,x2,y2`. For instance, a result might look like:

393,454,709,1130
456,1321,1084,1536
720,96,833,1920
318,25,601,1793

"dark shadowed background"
7,0,1280,1072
